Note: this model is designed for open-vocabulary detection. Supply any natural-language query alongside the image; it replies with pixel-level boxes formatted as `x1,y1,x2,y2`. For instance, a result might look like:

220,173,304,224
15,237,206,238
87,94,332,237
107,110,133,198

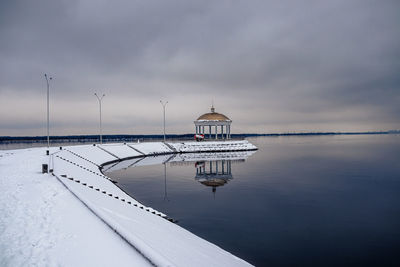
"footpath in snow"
0,140,257,267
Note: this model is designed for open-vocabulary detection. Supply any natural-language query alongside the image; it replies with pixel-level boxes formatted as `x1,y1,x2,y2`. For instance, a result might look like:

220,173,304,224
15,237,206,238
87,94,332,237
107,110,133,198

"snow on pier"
0,140,256,267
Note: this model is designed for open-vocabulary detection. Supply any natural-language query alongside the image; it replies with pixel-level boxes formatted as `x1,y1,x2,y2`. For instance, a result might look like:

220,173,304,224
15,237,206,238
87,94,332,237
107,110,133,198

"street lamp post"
44,74,52,149
160,100,168,142
94,93,105,144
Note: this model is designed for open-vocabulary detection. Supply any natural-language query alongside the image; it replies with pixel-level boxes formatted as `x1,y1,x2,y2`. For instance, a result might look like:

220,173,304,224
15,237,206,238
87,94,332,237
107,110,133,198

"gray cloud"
0,0,399,135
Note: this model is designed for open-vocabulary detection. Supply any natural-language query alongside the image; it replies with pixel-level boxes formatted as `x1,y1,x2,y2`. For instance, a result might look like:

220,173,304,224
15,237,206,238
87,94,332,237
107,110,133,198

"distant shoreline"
0,131,398,143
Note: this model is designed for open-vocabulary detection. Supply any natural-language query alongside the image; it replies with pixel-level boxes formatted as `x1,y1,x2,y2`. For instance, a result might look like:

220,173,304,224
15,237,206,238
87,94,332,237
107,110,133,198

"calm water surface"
107,135,400,266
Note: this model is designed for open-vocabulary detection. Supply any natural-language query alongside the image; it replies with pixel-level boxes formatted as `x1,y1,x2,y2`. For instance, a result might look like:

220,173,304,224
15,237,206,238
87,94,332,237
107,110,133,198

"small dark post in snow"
42,164,48,173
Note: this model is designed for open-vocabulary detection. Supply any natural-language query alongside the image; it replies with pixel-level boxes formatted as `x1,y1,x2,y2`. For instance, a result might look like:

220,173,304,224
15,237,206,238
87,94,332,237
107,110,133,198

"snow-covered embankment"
1,140,257,267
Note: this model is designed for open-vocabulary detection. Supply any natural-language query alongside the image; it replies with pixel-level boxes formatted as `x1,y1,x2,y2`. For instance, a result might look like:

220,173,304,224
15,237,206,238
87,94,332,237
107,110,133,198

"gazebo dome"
196,106,231,121
197,112,230,121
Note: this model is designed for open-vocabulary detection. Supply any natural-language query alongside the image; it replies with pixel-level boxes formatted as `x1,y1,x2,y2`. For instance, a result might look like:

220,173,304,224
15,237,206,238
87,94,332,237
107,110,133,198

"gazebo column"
215,125,218,139
224,125,227,139
209,125,211,139
221,125,224,139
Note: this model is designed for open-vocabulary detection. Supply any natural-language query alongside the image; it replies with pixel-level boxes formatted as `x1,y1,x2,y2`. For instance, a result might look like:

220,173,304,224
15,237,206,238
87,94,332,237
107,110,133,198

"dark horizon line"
0,130,399,142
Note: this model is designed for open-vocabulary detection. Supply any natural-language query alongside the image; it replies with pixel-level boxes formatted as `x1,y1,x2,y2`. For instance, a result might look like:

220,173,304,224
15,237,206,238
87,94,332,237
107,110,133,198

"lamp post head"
94,93,105,101
44,73,52,82
160,100,168,107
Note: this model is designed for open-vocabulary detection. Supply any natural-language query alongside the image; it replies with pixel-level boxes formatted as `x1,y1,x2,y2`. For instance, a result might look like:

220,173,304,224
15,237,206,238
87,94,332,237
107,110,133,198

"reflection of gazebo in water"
195,160,233,195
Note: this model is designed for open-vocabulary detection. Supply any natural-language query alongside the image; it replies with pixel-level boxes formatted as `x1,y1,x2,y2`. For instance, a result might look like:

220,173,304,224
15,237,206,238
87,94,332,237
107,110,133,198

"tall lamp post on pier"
44,74,52,149
160,100,168,142
94,93,105,144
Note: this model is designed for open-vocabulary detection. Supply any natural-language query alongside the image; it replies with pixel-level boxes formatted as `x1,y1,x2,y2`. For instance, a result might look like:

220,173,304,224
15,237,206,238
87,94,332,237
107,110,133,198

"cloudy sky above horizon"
1,0,399,136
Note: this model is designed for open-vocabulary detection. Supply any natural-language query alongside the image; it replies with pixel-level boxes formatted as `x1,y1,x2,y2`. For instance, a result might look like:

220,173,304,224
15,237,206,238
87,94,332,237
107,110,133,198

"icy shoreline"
1,140,256,267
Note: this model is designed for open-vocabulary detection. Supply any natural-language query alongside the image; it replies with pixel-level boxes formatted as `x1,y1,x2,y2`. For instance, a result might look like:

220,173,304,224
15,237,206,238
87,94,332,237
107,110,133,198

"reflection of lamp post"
94,93,105,144
163,163,169,201
160,100,168,142
44,74,52,149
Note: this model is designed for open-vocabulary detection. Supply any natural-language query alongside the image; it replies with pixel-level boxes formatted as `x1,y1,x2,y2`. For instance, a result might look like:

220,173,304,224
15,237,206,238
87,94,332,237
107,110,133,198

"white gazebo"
194,106,232,139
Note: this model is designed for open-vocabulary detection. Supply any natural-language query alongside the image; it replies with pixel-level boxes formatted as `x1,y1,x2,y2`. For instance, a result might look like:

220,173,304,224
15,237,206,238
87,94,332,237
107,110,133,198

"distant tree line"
0,131,395,143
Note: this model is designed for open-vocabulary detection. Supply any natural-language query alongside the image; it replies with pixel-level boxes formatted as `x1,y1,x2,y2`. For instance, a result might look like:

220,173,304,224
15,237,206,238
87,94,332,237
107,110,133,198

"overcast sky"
0,0,399,136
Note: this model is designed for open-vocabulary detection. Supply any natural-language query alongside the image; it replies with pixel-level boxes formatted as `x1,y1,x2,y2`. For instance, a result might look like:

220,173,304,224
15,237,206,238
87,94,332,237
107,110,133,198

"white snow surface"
0,148,151,267
1,141,256,267
64,145,118,166
98,143,142,160
128,142,173,155
53,151,165,217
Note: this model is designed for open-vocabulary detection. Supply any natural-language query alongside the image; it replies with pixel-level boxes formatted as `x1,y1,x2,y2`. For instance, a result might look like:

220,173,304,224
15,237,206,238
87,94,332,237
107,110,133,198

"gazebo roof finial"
211,100,215,113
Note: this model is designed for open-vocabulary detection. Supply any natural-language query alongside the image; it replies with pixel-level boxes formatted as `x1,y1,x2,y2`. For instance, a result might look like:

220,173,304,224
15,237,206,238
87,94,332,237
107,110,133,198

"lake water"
108,135,398,266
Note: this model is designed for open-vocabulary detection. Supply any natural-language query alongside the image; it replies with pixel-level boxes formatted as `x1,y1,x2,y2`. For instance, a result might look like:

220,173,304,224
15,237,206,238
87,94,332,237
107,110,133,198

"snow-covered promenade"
0,140,256,267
